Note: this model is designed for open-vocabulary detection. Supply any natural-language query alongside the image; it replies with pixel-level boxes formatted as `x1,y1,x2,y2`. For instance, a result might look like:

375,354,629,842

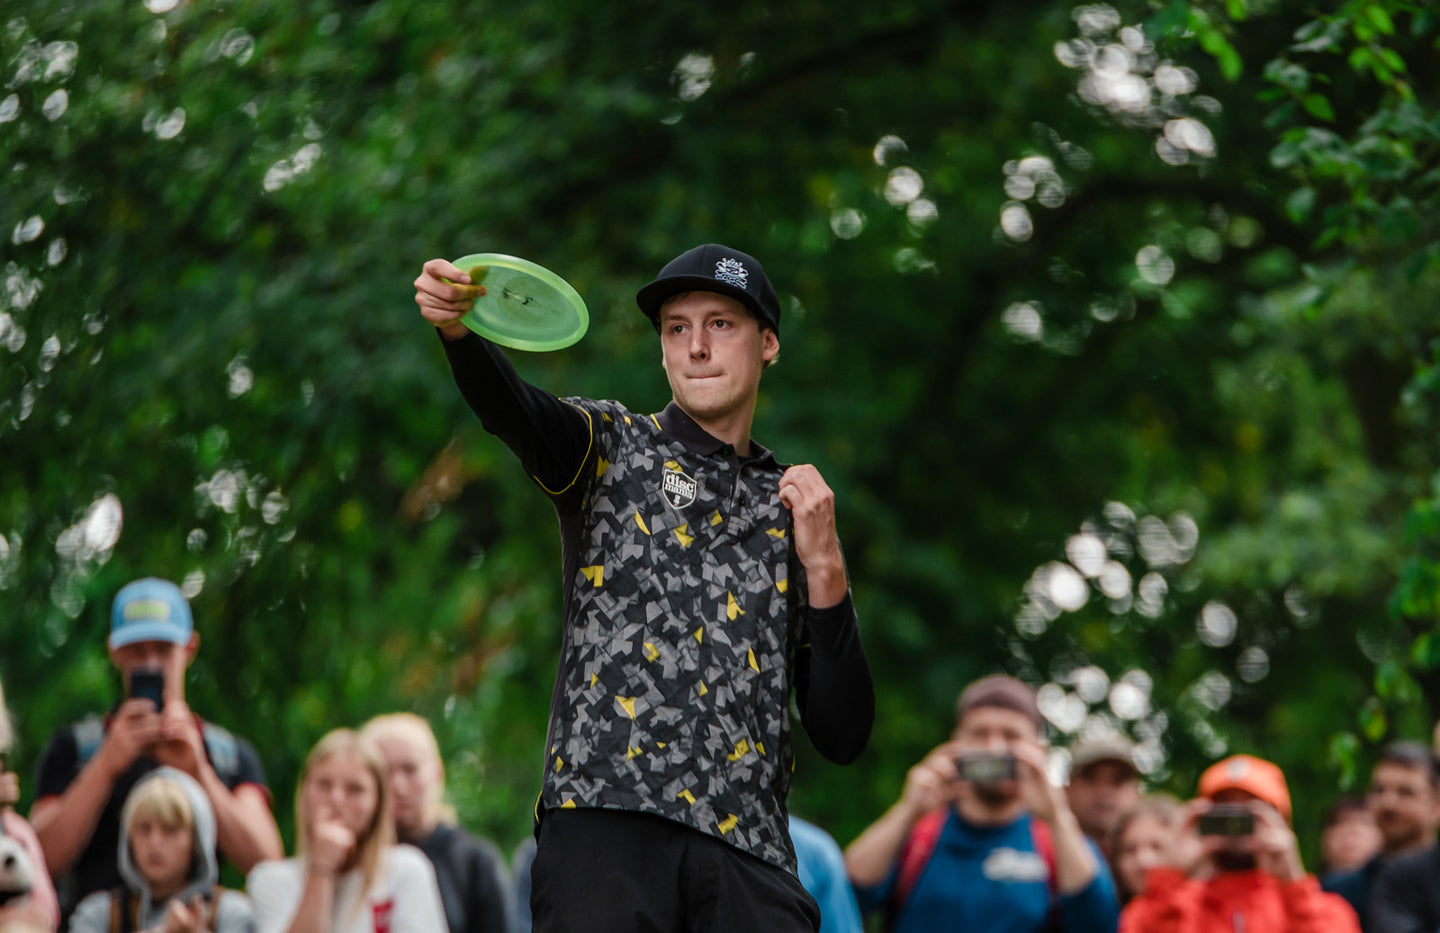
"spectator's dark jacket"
1369,845,1440,933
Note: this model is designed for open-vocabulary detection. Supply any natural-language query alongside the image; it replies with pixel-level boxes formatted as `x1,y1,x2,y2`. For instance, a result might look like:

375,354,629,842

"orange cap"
1198,754,1291,820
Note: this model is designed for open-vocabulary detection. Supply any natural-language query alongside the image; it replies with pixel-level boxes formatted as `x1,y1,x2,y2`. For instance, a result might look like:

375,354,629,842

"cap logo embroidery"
714,258,749,290
123,599,170,622
661,467,698,510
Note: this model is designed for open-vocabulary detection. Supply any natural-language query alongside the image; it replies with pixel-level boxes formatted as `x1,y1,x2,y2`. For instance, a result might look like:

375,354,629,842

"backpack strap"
893,809,948,908
1029,816,1058,897
106,887,137,933
72,716,107,766
1029,816,1063,932
200,722,242,785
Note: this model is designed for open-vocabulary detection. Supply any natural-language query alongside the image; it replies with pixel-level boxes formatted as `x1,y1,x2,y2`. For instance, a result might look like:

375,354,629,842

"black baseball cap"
636,244,781,335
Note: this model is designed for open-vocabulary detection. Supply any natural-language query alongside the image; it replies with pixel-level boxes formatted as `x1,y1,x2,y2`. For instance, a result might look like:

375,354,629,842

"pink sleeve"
3,809,60,932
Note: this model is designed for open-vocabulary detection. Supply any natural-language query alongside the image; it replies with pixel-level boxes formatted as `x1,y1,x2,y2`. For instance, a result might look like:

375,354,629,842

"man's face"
1067,760,1141,842
109,637,195,698
1368,761,1440,854
658,292,778,430
952,706,1040,807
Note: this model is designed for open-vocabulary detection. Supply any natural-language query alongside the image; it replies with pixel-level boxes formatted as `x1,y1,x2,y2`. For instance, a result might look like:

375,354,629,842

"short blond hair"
124,776,195,834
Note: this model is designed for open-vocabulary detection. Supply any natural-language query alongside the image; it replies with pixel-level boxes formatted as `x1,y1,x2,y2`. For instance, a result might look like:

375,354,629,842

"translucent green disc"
449,253,590,352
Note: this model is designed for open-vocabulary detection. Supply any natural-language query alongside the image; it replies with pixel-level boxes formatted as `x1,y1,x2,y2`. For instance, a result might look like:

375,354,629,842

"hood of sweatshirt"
115,766,219,924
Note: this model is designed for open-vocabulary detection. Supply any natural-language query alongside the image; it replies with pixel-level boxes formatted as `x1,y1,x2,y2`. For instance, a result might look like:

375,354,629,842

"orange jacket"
1120,867,1360,933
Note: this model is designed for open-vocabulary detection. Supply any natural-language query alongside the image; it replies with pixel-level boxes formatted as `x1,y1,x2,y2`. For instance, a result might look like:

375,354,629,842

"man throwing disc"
414,244,874,932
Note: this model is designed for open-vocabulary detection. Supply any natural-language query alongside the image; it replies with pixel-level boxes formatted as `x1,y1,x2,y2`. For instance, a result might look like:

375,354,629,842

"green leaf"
1360,697,1388,741
1264,59,1310,92
1286,186,1317,222
1302,93,1335,121
1270,137,1305,169
1379,47,1408,74
1365,4,1396,36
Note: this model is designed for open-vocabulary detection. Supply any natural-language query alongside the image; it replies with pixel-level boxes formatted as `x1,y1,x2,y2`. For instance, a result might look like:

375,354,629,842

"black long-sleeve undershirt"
441,330,873,766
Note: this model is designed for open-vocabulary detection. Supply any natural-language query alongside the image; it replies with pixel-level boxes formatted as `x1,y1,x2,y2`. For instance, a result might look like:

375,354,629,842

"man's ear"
761,330,779,363
185,632,200,665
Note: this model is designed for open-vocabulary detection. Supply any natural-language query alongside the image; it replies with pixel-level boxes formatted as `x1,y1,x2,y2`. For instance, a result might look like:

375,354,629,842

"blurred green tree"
1,0,1436,869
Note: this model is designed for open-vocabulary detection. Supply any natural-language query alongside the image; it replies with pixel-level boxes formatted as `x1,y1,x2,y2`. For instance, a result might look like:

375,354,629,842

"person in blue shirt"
791,815,864,933
843,674,1119,933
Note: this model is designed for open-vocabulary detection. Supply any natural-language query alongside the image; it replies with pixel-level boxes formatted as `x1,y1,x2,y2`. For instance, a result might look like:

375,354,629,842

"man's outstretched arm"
416,258,592,492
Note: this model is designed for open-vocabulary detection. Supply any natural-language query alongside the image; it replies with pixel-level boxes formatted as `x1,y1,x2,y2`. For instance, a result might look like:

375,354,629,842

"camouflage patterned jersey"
443,335,873,873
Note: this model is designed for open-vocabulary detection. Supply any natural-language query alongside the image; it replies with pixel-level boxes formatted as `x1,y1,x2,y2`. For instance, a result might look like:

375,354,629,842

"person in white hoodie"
69,767,255,933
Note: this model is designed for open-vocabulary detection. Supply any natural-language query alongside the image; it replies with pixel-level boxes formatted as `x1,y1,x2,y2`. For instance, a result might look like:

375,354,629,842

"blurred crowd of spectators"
2,578,1436,932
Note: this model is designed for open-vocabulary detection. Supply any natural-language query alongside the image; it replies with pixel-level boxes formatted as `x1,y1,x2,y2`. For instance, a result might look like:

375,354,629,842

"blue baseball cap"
110,578,193,649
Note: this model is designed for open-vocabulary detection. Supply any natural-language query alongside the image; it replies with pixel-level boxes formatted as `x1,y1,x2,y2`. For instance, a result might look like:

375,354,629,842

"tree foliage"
2,0,1438,862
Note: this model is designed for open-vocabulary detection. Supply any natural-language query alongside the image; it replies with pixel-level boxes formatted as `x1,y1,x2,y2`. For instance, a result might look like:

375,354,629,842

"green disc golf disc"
449,253,589,352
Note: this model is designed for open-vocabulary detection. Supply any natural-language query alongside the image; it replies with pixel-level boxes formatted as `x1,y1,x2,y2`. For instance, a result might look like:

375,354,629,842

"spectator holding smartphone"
843,674,1117,933
30,578,281,925
1119,754,1359,932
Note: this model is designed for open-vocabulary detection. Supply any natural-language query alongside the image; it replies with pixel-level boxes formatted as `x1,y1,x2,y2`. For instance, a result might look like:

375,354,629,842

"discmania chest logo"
661,467,698,509
714,258,749,289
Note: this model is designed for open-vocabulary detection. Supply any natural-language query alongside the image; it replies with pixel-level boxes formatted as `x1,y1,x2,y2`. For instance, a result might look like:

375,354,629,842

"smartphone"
1197,804,1255,837
128,667,166,711
956,751,1018,785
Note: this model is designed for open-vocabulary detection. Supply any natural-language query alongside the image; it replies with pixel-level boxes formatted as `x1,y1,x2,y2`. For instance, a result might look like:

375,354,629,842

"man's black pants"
530,807,821,932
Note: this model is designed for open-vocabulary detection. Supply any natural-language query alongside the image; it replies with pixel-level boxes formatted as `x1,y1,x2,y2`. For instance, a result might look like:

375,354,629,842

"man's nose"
688,329,709,357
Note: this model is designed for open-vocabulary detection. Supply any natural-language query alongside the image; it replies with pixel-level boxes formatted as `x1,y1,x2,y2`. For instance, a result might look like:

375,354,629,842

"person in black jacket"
414,244,874,932
1369,845,1440,933
1326,741,1440,932
363,713,514,933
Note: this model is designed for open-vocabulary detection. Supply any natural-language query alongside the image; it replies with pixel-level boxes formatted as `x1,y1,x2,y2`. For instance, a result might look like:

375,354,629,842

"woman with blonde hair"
246,730,445,933
0,677,59,932
361,715,511,933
